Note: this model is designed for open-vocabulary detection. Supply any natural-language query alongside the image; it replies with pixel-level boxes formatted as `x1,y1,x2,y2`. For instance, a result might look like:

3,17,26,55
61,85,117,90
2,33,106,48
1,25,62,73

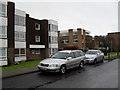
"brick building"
107,32,120,51
58,28,88,50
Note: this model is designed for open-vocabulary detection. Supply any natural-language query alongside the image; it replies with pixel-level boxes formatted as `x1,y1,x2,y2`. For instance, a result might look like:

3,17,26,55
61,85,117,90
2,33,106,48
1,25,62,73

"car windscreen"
86,51,98,55
51,52,69,59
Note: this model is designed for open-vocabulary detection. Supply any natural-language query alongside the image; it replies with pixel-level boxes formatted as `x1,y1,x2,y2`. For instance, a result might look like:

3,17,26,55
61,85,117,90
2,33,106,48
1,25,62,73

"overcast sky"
10,0,118,36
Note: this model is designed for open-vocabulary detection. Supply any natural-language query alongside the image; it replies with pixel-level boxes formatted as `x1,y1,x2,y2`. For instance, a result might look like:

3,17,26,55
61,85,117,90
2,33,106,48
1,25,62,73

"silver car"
85,50,104,64
38,50,86,74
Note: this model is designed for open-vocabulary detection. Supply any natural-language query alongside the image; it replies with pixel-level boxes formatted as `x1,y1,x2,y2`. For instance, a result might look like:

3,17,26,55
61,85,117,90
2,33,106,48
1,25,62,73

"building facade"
107,32,120,51
58,28,87,50
0,1,58,66
0,1,8,66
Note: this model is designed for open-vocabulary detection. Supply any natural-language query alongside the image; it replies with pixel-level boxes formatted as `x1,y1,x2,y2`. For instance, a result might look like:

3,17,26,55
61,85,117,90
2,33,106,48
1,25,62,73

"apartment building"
107,32,120,51
26,15,58,60
85,35,94,50
0,1,58,66
0,1,8,66
58,28,87,50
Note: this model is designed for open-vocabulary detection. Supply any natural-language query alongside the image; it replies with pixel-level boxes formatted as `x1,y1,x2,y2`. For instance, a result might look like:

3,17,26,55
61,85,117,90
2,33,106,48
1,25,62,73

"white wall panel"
49,31,57,37
15,25,26,32
15,56,26,62
15,41,26,48
15,9,26,17
0,61,7,66
48,20,58,26
29,45,45,48
49,44,58,48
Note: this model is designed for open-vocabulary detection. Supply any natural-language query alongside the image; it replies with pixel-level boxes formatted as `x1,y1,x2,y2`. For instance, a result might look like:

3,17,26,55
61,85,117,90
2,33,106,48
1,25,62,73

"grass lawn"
107,52,120,55
0,60,41,71
104,55,120,60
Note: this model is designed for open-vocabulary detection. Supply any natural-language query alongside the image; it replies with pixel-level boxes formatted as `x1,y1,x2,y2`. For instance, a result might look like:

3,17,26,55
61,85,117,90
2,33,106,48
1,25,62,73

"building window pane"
14,49,19,57
15,15,26,26
0,26,7,38
15,31,26,42
14,48,26,57
35,23,40,30
31,50,35,54
36,49,40,54
21,49,25,54
35,36,40,42
0,48,7,60
0,3,6,17
74,39,78,43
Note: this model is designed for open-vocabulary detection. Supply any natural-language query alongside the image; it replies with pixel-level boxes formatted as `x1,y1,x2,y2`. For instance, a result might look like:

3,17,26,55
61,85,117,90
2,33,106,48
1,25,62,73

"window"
49,24,58,31
36,49,40,54
35,23,40,30
35,36,40,42
0,3,6,17
69,52,75,58
74,52,80,58
61,40,69,44
0,26,7,38
31,49,40,54
0,48,7,60
73,32,77,35
21,49,25,55
31,50,35,54
79,51,85,56
14,48,26,57
15,31,26,42
15,15,26,26
74,39,78,43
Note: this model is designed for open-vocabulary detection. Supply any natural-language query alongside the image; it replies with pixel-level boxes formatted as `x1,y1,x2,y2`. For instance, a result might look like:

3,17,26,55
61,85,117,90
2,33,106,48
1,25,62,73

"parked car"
38,50,86,74
85,50,104,64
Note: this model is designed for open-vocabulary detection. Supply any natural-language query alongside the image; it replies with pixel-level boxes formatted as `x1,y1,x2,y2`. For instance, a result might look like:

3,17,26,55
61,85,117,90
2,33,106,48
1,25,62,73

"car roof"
59,50,82,53
87,50,99,51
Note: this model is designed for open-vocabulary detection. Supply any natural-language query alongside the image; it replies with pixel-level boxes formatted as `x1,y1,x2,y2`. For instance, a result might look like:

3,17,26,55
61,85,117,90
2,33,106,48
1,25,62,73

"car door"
97,51,102,61
79,51,86,63
99,51,104,60
73,52,82,67
66,52,76,69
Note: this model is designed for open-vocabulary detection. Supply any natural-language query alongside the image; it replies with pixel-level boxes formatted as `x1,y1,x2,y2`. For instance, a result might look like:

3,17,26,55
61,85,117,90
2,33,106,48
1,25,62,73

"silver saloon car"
85,50,104,64
38,50,86,74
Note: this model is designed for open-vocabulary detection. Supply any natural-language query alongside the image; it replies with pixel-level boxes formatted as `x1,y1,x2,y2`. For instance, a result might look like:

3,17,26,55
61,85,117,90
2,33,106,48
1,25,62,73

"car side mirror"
97,53,100,55
67,57,72,60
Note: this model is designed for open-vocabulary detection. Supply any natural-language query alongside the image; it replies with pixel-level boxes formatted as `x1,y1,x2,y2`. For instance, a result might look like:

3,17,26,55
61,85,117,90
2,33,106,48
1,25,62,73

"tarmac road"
2,59,119,89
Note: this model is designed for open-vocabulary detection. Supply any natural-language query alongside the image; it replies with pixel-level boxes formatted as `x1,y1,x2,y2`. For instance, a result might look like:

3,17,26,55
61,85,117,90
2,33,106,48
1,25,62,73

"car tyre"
93,59,97,64
101,57,104,62
79,61,84,69
60,65,66,74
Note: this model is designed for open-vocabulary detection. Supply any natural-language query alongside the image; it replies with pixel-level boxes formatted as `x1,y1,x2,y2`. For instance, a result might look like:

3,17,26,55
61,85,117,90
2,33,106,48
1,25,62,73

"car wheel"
79,61,84,69
60,65,66,74
101,57,104,62
93,59,97,64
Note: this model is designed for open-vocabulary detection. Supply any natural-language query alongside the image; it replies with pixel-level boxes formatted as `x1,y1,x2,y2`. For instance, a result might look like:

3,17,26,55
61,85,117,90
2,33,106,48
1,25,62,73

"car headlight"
49,64,59,67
